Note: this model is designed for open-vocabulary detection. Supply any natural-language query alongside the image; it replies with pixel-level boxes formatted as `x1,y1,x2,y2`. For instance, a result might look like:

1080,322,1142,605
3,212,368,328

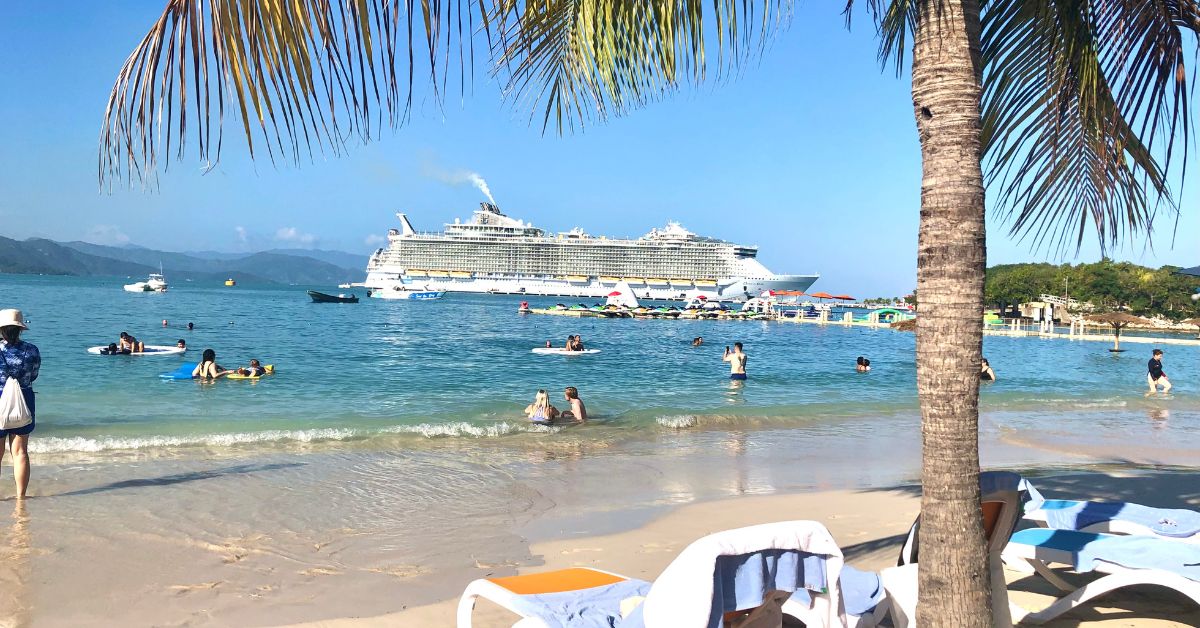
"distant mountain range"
0,237,367,285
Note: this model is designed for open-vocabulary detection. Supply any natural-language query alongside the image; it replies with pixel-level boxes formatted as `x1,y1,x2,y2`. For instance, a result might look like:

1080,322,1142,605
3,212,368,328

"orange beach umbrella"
832,294,855,301
607,291,623,297
808,291,835,300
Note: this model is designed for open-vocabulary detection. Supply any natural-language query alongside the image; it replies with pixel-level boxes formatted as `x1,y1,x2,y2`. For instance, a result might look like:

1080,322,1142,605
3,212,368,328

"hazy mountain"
0,237,152,276
266,248,368,271
1,237,364,285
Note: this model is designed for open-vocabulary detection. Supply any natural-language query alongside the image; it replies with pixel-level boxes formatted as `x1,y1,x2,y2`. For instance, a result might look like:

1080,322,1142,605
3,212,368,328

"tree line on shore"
985,260,1200,320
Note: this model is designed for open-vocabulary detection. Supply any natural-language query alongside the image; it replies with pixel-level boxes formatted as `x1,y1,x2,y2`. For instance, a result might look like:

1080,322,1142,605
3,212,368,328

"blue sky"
1,3,1196,297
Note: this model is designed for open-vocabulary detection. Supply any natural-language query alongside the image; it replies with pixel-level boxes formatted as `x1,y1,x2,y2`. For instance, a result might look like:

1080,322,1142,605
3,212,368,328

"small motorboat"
308,290,359,303
370,286,445,300
225,278,237,286
124,271,168,293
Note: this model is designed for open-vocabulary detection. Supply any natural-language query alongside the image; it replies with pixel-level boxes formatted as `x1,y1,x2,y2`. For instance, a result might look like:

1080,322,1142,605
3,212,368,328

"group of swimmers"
192,349,268,380
544,335,588,351
99,331,145,355
523,387,587,424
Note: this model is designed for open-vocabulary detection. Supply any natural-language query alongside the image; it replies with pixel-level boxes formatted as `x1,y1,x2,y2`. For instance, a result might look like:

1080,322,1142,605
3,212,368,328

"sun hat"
0,309,28,330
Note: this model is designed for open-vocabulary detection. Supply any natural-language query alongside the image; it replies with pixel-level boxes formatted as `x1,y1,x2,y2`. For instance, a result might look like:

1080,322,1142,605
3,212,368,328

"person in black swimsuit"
1147,349,1171,394
980,358,995,381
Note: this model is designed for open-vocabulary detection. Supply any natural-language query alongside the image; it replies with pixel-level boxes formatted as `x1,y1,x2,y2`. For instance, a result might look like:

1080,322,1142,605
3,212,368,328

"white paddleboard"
531,348,601,355
88,345,187,356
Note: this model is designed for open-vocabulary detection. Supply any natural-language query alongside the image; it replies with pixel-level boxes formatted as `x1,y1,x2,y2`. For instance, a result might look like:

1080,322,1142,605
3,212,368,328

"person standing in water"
980,358,996,381
560,387,587,422
192,349,229,380
0,309,39,500
723,342,747,380
1147,349,1171,395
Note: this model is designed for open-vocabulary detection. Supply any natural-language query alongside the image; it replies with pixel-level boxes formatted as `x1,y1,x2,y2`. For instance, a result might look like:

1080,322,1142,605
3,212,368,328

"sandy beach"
289,471,1200,628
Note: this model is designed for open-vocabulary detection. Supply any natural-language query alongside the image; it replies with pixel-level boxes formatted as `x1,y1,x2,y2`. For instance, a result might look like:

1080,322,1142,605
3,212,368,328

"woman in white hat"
0,309,39,499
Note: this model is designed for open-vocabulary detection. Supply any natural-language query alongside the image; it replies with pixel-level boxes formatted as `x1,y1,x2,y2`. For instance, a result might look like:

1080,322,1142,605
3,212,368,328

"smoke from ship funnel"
468,173,496,204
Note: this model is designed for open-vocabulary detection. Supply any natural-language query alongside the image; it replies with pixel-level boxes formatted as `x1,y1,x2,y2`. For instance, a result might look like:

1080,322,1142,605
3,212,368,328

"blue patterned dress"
0,339,40,435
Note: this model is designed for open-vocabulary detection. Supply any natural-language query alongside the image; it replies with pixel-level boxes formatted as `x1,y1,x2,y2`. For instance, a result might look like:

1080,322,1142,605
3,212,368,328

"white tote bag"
0,376,32,431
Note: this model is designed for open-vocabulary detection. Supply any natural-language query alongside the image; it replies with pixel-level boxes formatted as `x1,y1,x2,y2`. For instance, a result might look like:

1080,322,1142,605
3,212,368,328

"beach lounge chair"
784,471,1032,628
1023,497,1200,542
1004,527,1200,624
456,519,847,627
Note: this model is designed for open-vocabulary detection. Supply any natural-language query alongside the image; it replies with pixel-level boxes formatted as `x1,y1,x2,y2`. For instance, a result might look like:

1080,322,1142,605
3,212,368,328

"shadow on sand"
53,462,304,497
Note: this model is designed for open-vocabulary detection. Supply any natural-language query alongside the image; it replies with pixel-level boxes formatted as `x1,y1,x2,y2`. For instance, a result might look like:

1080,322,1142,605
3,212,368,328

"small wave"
31,427,364,454
32,421,546,454
656,414,698,429
381,421,527,438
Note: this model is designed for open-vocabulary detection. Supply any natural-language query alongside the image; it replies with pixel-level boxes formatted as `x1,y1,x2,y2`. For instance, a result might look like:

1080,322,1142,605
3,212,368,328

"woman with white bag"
0,309,39,500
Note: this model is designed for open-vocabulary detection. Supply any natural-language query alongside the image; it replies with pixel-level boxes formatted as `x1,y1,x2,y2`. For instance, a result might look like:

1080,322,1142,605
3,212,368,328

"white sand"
288,473,1200,627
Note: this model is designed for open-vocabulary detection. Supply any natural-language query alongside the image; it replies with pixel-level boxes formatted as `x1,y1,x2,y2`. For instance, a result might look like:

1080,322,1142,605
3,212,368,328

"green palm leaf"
861,0,1196,253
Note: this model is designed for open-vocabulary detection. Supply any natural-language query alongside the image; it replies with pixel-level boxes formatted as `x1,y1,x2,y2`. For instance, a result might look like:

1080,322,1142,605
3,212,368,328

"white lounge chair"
1004,527,1200,624
456,519,847,627
784,471,1033,628
1008,528,1200,624
1023,497,1200,542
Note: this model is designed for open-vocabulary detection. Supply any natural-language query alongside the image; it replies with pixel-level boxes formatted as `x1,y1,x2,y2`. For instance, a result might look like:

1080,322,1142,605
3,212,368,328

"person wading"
0,309,40,500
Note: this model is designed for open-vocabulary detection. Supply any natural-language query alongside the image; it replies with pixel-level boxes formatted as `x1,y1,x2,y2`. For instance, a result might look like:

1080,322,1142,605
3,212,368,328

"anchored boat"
307,290,359,303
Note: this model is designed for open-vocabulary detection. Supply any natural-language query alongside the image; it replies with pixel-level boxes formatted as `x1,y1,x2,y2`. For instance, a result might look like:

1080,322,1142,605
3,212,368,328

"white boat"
368,285,445,300
124,271,168,293
365,203,820,302
87,345,185,356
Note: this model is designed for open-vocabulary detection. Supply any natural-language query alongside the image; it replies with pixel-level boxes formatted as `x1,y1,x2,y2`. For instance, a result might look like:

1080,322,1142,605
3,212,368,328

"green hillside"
0,237,364,285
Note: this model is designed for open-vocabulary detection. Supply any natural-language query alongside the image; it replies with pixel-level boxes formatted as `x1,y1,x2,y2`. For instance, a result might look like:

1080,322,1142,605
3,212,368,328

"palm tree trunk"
910,1,991,625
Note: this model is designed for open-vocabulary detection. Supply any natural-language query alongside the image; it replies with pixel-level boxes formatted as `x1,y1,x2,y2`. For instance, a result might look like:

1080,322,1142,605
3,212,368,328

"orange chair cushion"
488,568,626,595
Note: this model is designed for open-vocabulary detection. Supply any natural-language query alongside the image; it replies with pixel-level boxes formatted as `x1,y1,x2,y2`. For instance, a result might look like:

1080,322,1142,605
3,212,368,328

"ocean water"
3,274,1199,625
2,274,1197,457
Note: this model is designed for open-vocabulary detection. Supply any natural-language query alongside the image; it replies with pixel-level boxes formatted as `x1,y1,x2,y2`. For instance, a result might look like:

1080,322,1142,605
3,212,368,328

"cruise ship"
364,204,819,301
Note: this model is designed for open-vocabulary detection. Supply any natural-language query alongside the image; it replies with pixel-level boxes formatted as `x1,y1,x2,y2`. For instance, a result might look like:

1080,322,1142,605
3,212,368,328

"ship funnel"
480,202,501,215
396,212,417,236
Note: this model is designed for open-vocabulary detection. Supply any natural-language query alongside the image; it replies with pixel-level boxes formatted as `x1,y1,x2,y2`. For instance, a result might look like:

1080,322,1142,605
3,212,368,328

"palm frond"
981,0,1195,254
99,0,476,188
845,0,918,76
485,0,795,133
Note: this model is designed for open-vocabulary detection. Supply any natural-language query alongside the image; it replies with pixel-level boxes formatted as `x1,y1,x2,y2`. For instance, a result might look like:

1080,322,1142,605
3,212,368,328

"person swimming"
856,356,871,372
192,348,229,380
524,389,559,423
176,339,186,349
236,359,266,377
692,337,703,347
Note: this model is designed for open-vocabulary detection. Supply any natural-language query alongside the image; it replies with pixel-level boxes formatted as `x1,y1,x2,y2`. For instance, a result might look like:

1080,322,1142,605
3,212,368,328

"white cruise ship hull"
365,204,820,302
365,273,818,302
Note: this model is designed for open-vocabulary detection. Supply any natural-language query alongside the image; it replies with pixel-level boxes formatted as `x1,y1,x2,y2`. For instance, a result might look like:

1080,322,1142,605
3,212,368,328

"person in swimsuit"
980,358,996,381
560,387,587,422
692,337,703,347
723,342,747,380
236,359,266,377
524,389,559,423
192,348,229,380
856,356,871,372
176,339,186,349
0,309,39,500
1147,349,1171,394
564,335,575,350
573,335,585,351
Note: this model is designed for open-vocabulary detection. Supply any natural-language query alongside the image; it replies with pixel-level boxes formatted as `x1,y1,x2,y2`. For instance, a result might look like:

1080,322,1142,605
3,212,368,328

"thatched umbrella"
1085,312,1153,352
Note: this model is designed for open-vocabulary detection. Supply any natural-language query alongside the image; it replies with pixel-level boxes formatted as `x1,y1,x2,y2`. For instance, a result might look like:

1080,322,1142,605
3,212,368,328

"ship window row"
374,242,736,277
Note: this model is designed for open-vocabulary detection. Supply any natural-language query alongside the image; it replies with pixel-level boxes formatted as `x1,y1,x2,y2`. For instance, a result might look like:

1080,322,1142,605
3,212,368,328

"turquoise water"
3,274,1198,456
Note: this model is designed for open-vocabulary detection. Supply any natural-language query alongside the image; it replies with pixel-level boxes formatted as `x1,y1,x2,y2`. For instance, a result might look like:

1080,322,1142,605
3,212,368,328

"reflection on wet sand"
0,501,32,626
